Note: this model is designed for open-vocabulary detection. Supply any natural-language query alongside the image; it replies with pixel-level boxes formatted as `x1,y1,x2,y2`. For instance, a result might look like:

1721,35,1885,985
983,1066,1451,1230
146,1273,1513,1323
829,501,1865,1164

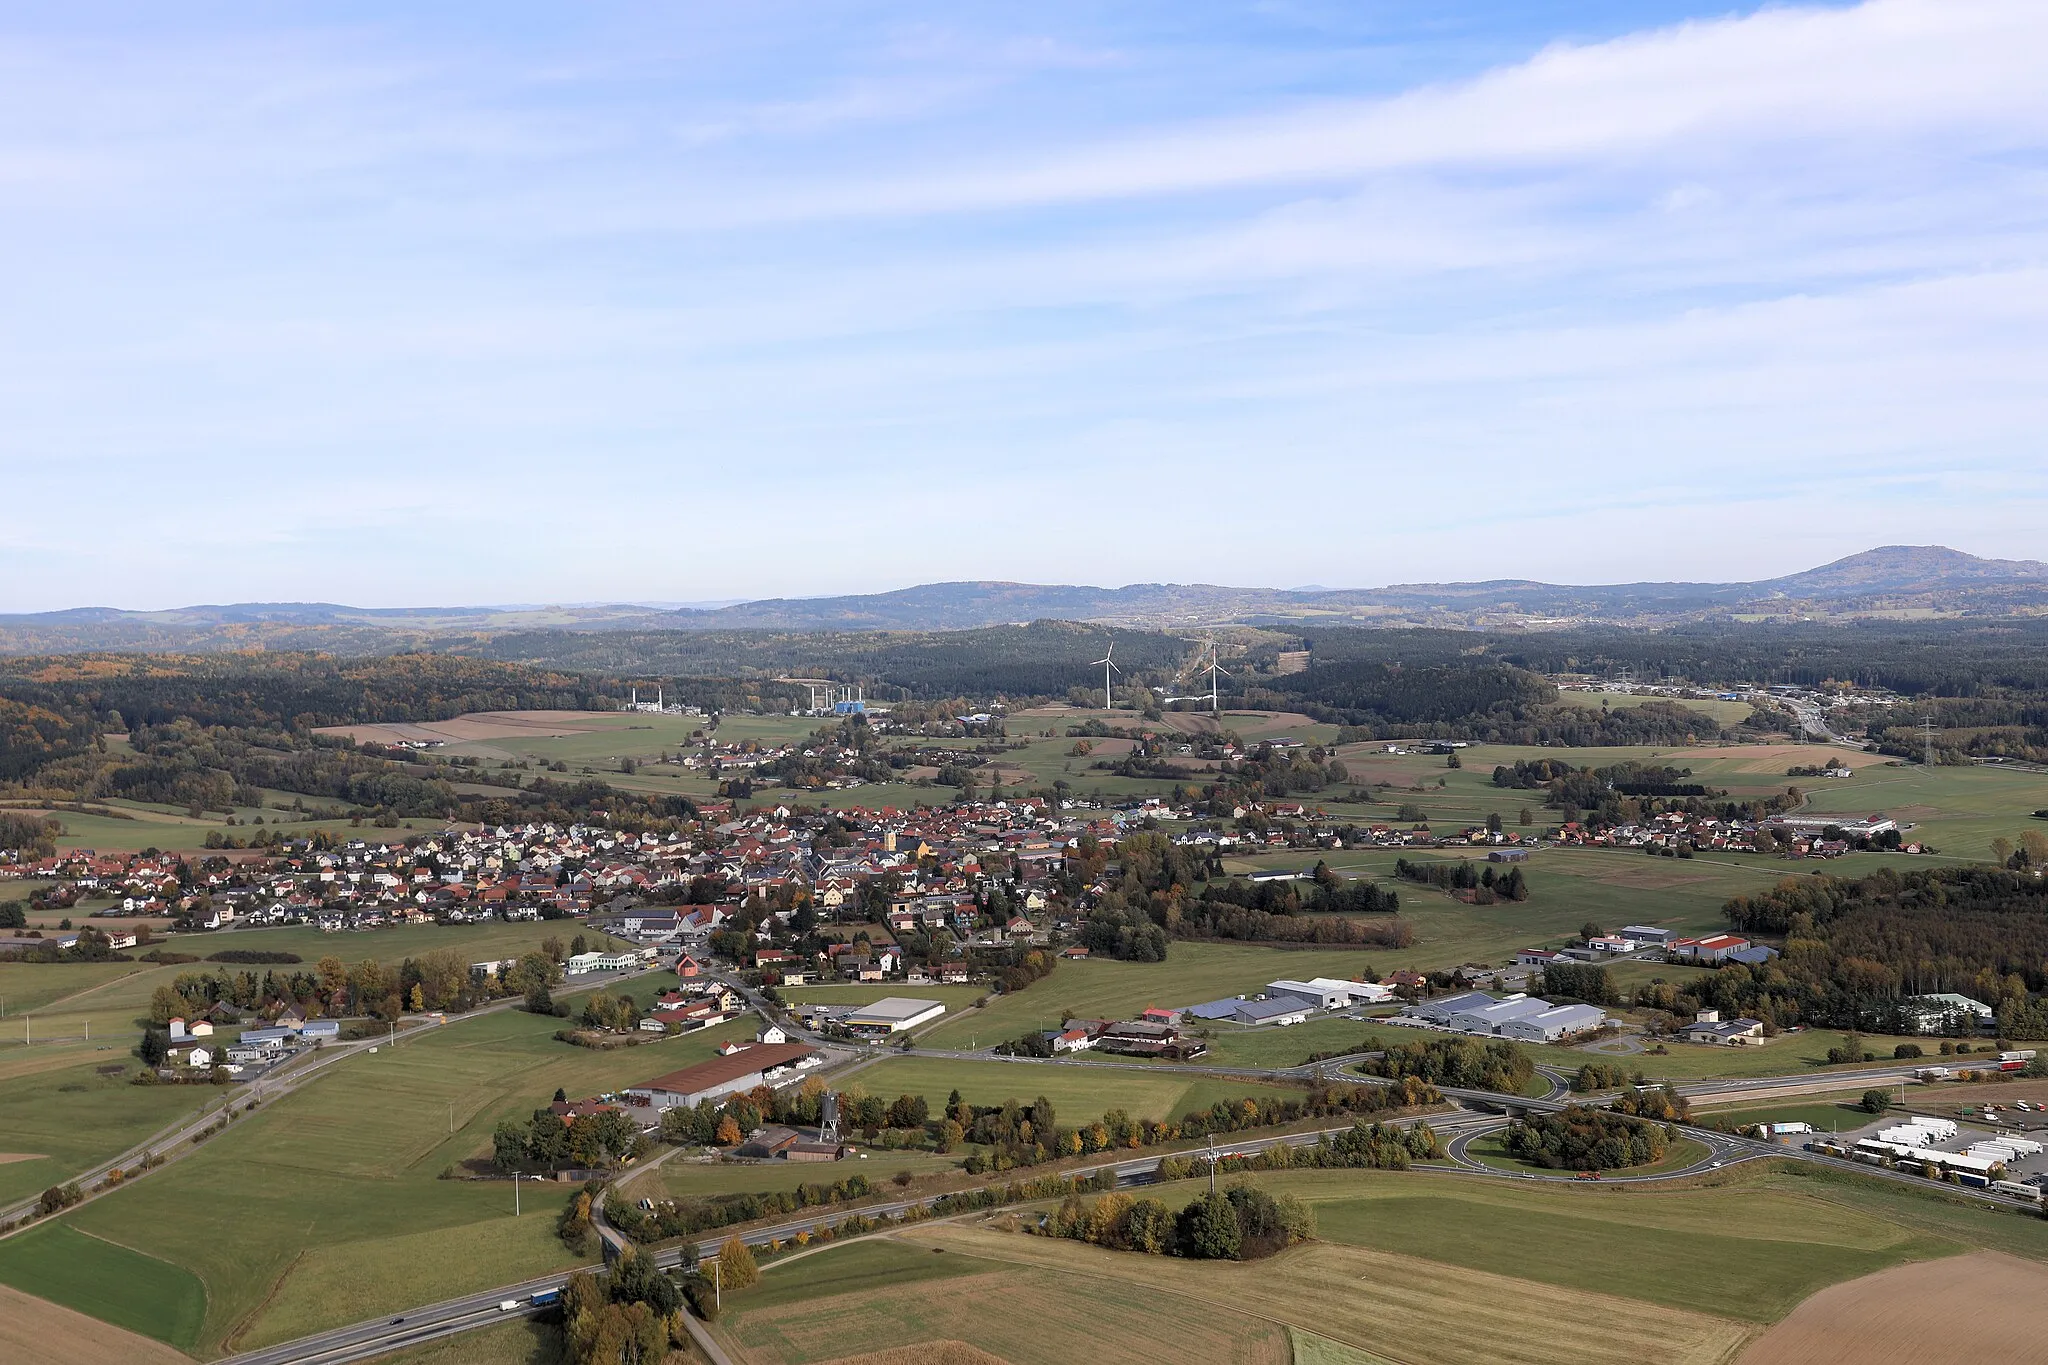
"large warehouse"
1499,1003,1607,1042
843,997,947,1035
1266,978,1396,1009
625,1042,822,1111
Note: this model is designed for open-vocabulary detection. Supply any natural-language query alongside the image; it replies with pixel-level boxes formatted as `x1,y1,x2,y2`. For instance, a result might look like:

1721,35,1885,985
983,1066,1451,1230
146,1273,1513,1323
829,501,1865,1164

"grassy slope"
0,1222,206,1350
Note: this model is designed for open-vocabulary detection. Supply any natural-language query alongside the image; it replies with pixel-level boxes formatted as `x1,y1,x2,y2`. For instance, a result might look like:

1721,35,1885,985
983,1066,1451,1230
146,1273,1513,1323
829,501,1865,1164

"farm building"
1620,926,1673,945
842,997,946,1035
625,1042,823,1111
1498,1003,1606,1042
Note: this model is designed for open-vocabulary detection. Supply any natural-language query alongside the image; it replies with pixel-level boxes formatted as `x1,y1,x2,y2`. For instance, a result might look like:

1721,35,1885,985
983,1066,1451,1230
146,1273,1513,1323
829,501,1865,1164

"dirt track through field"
1739,1251,2048,1364
0,1283,193,1365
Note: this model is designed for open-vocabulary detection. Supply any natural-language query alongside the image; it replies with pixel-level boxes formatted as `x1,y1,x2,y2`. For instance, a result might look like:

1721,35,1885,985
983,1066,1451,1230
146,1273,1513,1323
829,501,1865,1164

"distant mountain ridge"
3,546,2045,652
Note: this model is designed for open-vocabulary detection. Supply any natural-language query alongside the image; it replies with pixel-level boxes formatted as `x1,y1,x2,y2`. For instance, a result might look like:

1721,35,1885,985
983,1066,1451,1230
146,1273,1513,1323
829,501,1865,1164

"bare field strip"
1739,1252,2048,1364
0,1283,194,1365
819,1345,1011,1365
890,1226,1755,1365
314,710,614,745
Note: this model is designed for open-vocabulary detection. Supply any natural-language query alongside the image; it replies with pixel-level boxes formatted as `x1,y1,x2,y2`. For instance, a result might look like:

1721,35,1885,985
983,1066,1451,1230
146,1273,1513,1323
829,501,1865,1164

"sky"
3,0,2046,611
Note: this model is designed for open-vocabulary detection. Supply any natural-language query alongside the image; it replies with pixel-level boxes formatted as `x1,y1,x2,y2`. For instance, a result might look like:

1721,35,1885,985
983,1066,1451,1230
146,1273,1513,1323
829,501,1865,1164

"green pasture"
0,1221,206,1349
1263,1167,1960,1323
183,919,635,968
845,1055,1305,1124
630,1149,964,1204
742,1237,987,1313
57,1008,759,1353
0,1053,218,1206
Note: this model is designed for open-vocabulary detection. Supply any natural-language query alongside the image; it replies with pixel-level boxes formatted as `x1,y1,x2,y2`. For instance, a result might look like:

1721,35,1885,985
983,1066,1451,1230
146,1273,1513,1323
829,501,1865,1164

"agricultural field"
192,918,636,968
846,1055,1306,1124
0,1280,197,1365
0,1052,220,1207
626,1149,965,1205
14,1008,761,1355
1217,845,1742,967
1741,1251,2048,1365
0,1222,206,1350
716,1159,2048,1365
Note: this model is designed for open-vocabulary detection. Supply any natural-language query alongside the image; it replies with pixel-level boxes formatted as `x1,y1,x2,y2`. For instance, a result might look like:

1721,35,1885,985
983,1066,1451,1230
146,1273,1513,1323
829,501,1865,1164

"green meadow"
26,1009,757,1354
0,1221,206,1349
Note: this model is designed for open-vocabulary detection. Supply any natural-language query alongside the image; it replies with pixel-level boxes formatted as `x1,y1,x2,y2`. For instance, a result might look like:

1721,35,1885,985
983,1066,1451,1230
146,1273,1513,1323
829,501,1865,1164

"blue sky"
3,0,2044,610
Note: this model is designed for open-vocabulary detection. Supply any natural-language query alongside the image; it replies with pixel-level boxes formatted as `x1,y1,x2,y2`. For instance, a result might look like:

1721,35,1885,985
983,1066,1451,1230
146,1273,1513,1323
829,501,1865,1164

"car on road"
390,1317,405,1325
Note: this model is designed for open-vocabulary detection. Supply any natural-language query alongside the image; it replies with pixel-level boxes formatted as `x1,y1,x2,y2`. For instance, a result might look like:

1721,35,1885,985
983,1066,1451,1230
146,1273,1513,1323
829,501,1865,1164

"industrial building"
1266,978,1395,1010
842,997,946,1035
625,1042,823,1111
1402,990,1606,1040
1408,990,1496,1025
1902,993,1997,1034
1448,995,1555,1034
1499,1003,1607,1042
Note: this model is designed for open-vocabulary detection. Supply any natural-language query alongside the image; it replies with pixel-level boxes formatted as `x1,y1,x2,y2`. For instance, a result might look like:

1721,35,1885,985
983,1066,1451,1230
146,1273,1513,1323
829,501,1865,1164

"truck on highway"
499,1301,521,1313
530,1289,561,1308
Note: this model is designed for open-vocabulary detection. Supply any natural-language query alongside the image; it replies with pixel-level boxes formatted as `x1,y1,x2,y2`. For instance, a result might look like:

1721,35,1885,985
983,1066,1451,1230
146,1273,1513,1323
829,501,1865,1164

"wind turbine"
1092,641,1120,711
1206,644,1231,715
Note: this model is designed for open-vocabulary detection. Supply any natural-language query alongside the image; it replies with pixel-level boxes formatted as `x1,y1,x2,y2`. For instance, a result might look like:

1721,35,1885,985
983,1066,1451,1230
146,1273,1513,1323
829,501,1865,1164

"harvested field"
723,1256,1286,1365
313,710,611,745
1739,1251,2048,1364
0,1283,195,1365
819,1345,1010,1365
889,1225,1754,1365
0,1152,47,1163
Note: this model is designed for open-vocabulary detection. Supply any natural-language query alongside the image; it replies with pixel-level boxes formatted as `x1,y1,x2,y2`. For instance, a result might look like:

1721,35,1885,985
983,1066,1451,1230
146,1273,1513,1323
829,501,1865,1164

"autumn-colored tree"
714,1114,743,1146
717,1235,759,1289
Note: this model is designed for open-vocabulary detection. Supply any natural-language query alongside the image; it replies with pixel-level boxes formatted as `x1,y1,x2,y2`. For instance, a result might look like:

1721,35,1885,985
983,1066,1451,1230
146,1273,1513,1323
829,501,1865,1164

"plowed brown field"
1739,1252,2048,1364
